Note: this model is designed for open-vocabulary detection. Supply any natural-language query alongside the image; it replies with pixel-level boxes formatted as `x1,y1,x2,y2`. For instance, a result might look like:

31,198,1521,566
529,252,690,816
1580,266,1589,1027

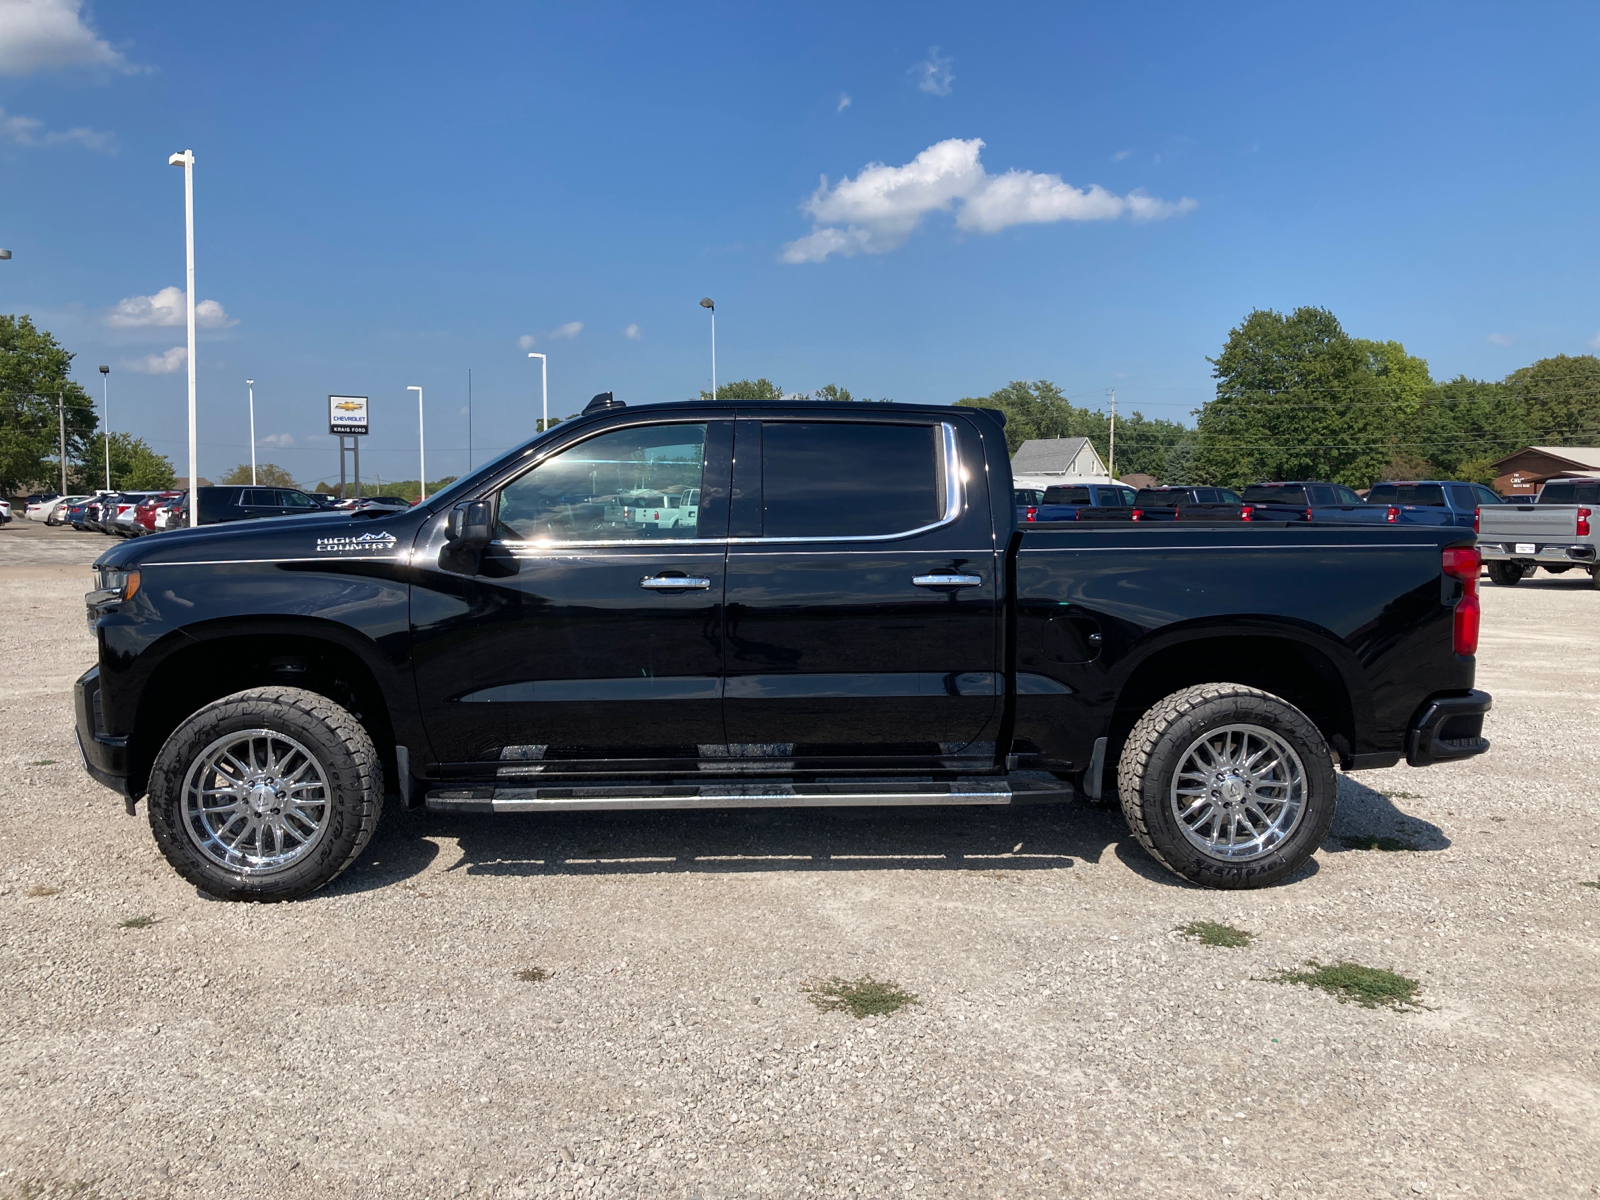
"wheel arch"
127,616,414,799
1107,619,1368,766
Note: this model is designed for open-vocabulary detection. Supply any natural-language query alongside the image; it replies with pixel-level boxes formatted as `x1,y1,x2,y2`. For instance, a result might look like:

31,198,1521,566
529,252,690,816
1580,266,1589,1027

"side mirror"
447,500,492,548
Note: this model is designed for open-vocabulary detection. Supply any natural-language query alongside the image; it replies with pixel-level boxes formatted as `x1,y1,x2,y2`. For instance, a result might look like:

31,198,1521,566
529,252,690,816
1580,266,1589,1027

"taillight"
1441,546,1481,656
1472,506,1479,534
1387,506,1399,523
1025,506,1037,522
1305,507,1314,522
1579,507,1592,537
1131,509,1143,522
1240,504,1254,522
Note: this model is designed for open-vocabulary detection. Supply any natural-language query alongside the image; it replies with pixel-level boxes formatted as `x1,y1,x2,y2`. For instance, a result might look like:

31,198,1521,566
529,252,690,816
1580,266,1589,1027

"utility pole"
57,391,67,495
1108,387,1117,480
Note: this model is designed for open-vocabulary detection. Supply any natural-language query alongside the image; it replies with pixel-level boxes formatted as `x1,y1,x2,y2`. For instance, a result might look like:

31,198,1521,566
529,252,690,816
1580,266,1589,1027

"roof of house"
1011,437,1104,476
1489,446,1600,471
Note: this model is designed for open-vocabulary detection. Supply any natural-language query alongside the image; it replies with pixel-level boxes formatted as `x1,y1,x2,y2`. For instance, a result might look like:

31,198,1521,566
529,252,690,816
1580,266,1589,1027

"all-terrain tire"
147,686,383,901
1486,560,1524,586
1117,683,1337,889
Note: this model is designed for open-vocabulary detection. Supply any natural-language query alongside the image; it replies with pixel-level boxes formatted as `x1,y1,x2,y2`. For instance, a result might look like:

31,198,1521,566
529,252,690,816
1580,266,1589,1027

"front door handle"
640,574,712,590
912,574,983,588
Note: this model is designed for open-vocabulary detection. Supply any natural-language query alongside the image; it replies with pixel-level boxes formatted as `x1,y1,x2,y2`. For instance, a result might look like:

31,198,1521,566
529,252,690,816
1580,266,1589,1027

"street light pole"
527,352,548,431
408,386,426,501
168,149,198,526
98,365,110,491
246,379,256,485
699,298,716,399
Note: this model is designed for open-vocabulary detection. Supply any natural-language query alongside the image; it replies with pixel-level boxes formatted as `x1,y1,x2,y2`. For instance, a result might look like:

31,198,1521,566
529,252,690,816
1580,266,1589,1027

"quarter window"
497,423,709,543
760,422,940,538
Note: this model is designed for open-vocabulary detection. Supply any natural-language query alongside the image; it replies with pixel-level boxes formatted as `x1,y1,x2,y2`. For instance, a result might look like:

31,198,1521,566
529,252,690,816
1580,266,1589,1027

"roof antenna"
583,391,625,414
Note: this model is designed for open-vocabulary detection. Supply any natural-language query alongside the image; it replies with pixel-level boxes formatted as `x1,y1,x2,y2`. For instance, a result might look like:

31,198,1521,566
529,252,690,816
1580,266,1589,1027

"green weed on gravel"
1579,881,1600,891
1270,960,1423,1010
25,885,61,898
804,975,919,1019
27,760,57,767
1177,920,1254,948
1338,834,1418,852
117,914,158,930
515,967,551,982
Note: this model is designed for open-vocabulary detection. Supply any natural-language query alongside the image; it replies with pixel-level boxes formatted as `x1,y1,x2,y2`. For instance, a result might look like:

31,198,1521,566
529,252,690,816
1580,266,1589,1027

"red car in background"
130,492,183,535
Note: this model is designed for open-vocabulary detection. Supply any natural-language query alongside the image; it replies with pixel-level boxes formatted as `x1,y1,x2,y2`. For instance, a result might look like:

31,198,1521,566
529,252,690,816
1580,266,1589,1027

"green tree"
0,314,98,494
1504,354,1600,445
1194,307,1396,489
73,432,178,491
218,462,299,487
696,378,784,401
1408,376,1528,479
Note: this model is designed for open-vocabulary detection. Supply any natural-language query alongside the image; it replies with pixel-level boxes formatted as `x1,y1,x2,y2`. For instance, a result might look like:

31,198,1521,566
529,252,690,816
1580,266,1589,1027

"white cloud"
107,286,235,329
124,346,187,374
911,46,953,96
1111,148,1133,163
0,106,112,150
837,92,852,113
0,0,134,76
517,334,536,350
782,137,1196,262
1487,333,1516,347
623,323,641,340
550,321,583,339
1588,331,1600,351
261,433,295,448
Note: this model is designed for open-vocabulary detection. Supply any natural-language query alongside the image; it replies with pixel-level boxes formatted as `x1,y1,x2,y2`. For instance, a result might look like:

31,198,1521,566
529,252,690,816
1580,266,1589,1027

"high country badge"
316,531,398,553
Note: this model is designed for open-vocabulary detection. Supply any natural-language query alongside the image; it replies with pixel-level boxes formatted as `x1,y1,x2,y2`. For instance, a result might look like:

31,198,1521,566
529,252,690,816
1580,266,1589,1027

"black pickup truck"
77,397,1491,901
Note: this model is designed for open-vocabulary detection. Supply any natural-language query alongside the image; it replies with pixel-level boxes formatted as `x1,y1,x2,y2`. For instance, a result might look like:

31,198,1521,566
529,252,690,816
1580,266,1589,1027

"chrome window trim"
496,419,965,551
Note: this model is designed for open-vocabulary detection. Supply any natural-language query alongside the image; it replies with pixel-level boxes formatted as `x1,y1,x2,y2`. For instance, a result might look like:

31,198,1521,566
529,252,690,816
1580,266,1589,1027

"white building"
1010,437,1113,491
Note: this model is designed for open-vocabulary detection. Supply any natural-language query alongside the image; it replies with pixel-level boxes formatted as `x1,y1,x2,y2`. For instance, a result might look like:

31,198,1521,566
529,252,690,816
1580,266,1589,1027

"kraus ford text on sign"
329,395,370,436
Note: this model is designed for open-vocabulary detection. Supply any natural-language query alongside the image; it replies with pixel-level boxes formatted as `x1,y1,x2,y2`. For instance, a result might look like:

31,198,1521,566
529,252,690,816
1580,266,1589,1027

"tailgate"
1479,505,1578,539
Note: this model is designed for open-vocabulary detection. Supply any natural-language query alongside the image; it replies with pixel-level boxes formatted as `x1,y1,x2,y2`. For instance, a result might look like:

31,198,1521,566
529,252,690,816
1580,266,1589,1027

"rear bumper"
1479,541,1596,564
74,666,130,797
1405,689,1492,767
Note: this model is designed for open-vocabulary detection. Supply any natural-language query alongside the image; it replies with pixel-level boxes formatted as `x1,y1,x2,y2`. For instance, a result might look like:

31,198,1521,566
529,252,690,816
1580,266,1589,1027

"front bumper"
1405,689,1492,767
74,666,130,797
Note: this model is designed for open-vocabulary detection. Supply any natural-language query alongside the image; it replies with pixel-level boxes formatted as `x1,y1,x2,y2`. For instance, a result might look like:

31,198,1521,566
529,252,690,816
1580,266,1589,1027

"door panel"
411,420,732,772
721,417,1000,759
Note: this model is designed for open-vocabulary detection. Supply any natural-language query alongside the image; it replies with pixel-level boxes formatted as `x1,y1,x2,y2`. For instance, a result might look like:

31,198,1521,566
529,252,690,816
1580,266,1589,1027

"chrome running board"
424,777,1071,813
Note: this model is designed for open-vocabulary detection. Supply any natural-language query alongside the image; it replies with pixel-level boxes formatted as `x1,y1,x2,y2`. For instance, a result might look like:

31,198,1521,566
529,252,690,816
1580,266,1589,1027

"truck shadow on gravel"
1322,775,1451,854
332,799,1204,894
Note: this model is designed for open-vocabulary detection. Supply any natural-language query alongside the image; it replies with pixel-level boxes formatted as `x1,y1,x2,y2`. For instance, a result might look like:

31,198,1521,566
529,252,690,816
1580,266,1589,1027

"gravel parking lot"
2,518,1597,1199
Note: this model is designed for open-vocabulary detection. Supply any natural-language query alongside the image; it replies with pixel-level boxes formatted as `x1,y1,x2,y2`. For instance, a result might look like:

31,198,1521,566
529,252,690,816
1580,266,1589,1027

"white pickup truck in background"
1477,477,1598,587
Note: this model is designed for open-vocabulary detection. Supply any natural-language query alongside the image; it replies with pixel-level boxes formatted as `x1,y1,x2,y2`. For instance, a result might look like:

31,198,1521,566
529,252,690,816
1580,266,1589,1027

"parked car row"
50,486,416,539
1015,478,1502,528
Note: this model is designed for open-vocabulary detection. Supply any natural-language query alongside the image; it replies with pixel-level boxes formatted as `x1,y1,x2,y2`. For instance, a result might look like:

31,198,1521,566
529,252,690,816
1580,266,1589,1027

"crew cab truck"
1025,482,1136,522
1239,482,1396,524
1477,477,1599,587
77,396,1491,901
1364,481,1502,531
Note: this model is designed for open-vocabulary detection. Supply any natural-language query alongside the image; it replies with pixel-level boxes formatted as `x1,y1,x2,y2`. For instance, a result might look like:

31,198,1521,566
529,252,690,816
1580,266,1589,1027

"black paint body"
76,401,1484,801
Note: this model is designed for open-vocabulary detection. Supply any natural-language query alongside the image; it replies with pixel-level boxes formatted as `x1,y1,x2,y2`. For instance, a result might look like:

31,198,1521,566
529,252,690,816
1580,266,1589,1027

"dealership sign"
328,395,369,436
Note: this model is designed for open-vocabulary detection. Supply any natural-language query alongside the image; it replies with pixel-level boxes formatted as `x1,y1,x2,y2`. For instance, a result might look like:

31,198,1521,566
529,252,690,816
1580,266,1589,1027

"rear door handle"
640,575,712,590
912,574,983,588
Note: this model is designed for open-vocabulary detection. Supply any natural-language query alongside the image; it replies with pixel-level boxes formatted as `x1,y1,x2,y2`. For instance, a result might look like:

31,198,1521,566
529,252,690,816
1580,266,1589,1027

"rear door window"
241,489,277,508
760,422,939,538
1307,485,1339,505
1333,485,1364,505
1446,484,1476,509
1409,484,1446,506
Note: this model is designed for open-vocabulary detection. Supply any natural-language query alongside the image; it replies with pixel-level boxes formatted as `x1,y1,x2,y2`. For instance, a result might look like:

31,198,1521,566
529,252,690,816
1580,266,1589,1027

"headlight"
94,567,142,601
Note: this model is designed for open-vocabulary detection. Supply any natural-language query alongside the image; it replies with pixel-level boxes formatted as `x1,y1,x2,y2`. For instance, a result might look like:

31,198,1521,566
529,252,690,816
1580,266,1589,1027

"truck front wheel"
1117,683,1336,890
1485,561,1524,586
146,687,384,901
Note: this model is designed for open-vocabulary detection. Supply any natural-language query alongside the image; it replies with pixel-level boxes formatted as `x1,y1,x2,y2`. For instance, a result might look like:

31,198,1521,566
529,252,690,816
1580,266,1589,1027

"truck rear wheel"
1117,683,1336,890
1485,561,1524,586
147,687,383,901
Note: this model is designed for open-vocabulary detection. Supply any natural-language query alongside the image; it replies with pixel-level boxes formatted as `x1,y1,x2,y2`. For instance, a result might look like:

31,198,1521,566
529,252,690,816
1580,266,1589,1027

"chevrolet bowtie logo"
334,401,364,412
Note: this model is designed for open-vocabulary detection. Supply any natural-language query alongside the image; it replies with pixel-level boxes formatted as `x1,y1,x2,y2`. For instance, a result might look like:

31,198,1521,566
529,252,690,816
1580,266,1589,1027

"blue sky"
3,1,1599,487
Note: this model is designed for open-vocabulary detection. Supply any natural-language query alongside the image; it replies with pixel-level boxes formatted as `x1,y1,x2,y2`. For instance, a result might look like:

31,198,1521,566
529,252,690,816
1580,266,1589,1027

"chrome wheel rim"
1170,723,1306,861
181,729,332,875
